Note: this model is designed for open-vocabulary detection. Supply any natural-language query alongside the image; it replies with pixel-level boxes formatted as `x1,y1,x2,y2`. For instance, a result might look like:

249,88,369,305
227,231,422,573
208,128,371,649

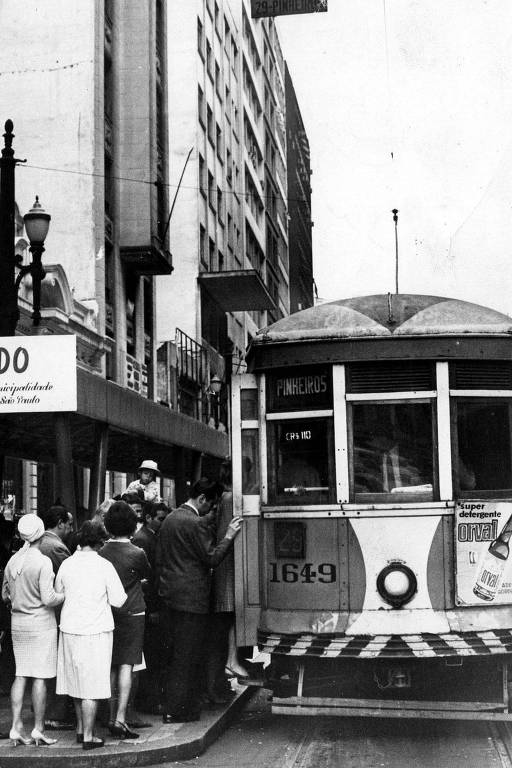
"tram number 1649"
269,562,336,584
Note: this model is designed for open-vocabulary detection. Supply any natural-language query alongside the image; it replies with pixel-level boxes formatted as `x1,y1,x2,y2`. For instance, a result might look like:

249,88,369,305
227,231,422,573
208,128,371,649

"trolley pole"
392,208,399,295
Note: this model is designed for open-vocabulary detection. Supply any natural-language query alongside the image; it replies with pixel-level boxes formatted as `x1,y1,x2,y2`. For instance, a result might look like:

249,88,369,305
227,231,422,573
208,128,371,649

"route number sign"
251,0,327,19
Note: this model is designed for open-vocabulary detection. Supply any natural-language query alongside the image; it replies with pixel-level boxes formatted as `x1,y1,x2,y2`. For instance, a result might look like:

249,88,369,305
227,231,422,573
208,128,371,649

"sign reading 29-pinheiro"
0,335,77,413
251,0,327,18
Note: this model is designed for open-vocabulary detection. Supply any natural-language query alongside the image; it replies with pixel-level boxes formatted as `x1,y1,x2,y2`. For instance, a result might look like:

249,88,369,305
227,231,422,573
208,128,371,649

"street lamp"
18,197,51,326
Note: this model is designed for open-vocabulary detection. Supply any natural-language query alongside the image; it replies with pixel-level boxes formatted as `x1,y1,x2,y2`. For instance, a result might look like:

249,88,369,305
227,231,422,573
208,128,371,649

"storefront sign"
0,335,77,413
455,500,512,606
267,366,332,412
251,0,327,18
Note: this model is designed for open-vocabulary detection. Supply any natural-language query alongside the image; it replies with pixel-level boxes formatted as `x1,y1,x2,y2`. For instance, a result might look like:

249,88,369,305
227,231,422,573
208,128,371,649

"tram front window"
352,402,434,502
269,419,334,504
455,399,512,496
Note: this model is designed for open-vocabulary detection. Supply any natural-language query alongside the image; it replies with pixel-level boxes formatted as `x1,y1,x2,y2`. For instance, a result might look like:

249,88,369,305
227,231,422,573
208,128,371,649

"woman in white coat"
55,521,126,750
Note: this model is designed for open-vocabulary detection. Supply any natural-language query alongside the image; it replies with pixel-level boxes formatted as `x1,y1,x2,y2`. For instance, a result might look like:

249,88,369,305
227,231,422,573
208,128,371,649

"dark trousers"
161,607,209,718
206,612,232,696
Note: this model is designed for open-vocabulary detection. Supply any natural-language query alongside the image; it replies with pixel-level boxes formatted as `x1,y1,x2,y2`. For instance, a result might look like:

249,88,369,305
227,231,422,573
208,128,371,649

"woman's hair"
77,520,106,549
104,500,137,537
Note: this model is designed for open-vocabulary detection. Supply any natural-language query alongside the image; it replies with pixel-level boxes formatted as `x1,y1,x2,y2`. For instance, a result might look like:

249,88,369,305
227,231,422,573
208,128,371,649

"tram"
231,293,512,720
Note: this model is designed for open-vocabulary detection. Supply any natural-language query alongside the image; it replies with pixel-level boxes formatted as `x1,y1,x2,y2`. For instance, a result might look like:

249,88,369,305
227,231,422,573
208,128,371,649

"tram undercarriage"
266,652,512,720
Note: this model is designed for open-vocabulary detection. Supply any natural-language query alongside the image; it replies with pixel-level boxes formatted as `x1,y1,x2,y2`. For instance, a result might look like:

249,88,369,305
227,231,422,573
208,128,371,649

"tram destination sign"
0,335,77,413
251,0,327,18
267,365,332,412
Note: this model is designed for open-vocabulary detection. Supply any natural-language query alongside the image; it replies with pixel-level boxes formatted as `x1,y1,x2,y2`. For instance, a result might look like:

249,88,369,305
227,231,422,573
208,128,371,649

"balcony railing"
126,354,148,397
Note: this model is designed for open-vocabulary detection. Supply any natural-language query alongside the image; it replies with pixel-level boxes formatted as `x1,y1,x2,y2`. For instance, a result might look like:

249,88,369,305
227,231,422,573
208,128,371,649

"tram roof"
248,294,512,369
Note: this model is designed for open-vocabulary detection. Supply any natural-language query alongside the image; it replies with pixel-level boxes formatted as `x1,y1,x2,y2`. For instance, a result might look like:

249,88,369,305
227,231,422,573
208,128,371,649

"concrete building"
156,0,291,428
285,63,314,314
0,0,228,518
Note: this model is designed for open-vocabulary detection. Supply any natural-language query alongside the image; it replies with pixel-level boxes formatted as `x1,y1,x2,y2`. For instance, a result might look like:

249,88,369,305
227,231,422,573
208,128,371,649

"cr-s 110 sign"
0,335,77,413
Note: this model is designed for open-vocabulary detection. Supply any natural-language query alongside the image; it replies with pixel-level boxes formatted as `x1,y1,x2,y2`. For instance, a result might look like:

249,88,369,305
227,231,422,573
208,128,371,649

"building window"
206,40,213,81
197,18,205,59
214,2,221,37
217,186,224,223
216,123,223,161
231,40,238,76
226,147,232,184
225,86,231,123
206,105,214,146
208,171,215,211
209,238,216,271
198,86,205,127
199,154,206,197
218,249,224,271
215,62,222,100
200,224,207,268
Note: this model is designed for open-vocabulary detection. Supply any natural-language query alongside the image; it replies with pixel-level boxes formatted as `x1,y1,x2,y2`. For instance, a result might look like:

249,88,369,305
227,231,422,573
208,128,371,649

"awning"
198,269,275,311
0,367,228,476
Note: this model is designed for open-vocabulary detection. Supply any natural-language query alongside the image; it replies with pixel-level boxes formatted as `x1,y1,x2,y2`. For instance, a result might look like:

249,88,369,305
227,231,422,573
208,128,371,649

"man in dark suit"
38,504,74,730
156,478,242,722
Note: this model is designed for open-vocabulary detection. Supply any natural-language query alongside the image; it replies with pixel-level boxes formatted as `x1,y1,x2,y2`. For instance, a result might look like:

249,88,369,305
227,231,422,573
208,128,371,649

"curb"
0,687,253,768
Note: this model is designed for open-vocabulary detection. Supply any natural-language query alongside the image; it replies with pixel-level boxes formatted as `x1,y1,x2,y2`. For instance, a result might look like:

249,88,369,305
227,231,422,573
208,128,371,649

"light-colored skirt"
12,626,57,678
56,631,113,700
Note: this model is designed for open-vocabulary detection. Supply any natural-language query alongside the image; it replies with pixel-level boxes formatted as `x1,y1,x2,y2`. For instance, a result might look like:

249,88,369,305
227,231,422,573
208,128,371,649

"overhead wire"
21,161,312,209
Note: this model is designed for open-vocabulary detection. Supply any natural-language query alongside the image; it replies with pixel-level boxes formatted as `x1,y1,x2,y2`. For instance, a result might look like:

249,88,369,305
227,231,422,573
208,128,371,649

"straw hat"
137,459,161,476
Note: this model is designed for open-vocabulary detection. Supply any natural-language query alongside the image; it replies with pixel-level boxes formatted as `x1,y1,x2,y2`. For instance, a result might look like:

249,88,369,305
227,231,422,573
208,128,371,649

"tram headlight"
376,562,417,608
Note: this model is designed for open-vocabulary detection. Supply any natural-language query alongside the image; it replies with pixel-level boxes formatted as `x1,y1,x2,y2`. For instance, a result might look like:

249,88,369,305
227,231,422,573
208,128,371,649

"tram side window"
454,399,512,496
241,429,260,494
268,418,334,504
351,402,435,502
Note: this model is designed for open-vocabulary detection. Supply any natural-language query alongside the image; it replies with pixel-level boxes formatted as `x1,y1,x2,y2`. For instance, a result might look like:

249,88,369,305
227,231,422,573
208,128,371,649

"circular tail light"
377,562,417,608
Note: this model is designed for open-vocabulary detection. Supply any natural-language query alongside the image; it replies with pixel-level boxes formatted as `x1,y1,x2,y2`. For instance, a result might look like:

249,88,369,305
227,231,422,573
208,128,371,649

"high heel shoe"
82,737,104,750
108,720,139,739
9,728,33,747
30,728,57,746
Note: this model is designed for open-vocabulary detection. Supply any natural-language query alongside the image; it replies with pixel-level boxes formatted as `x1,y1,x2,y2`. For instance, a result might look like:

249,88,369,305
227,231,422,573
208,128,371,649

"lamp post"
0,120,50,334
0,120,21,336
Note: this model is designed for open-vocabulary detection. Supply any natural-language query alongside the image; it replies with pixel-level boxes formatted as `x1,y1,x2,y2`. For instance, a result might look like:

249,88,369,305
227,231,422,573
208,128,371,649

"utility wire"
21,162,312,208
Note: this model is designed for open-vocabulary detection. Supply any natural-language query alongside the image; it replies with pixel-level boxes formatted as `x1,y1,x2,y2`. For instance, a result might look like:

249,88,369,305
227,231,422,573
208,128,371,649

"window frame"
266,410,336,507
450,392,512,499
347,395,440,505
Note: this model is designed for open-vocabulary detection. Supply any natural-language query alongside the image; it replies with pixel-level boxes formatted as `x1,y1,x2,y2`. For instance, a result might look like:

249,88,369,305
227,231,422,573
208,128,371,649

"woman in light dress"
2,513,64,747
55,521,126,750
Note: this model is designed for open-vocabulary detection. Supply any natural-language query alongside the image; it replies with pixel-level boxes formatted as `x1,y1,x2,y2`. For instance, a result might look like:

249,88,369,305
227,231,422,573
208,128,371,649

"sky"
276,1,512,315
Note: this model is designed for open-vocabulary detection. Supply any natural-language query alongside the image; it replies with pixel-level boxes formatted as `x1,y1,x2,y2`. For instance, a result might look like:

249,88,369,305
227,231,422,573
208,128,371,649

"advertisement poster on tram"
455,500,512,606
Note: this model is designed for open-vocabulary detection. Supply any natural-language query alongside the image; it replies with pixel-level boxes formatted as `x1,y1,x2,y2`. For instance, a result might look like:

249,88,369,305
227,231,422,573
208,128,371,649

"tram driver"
354,424,431,497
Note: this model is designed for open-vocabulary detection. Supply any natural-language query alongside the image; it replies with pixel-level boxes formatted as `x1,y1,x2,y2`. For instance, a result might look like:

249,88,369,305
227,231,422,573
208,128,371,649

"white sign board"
0,335,77,413
455,500,512,606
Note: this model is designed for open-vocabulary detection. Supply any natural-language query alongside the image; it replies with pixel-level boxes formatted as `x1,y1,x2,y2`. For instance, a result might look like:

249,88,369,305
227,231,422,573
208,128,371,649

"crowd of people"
0,459,255,750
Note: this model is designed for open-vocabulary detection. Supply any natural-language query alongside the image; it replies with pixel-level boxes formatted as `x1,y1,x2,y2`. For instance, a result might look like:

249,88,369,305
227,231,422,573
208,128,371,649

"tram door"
232,373,262,646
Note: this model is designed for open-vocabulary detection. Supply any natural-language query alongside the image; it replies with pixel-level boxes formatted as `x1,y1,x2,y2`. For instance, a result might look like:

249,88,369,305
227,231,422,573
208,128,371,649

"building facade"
285,63,314,314
0,0,311,520
156,0,292,427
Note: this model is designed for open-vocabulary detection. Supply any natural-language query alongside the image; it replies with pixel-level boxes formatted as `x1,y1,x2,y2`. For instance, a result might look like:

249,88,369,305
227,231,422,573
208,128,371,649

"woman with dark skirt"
100,501,150,739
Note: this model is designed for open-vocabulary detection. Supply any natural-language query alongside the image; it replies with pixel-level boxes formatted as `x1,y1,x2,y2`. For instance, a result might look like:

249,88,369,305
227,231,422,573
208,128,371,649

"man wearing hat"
125,460,162,504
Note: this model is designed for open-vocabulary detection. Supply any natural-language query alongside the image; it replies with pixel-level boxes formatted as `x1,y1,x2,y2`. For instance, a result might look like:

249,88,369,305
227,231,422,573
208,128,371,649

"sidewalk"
0,684,253,768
